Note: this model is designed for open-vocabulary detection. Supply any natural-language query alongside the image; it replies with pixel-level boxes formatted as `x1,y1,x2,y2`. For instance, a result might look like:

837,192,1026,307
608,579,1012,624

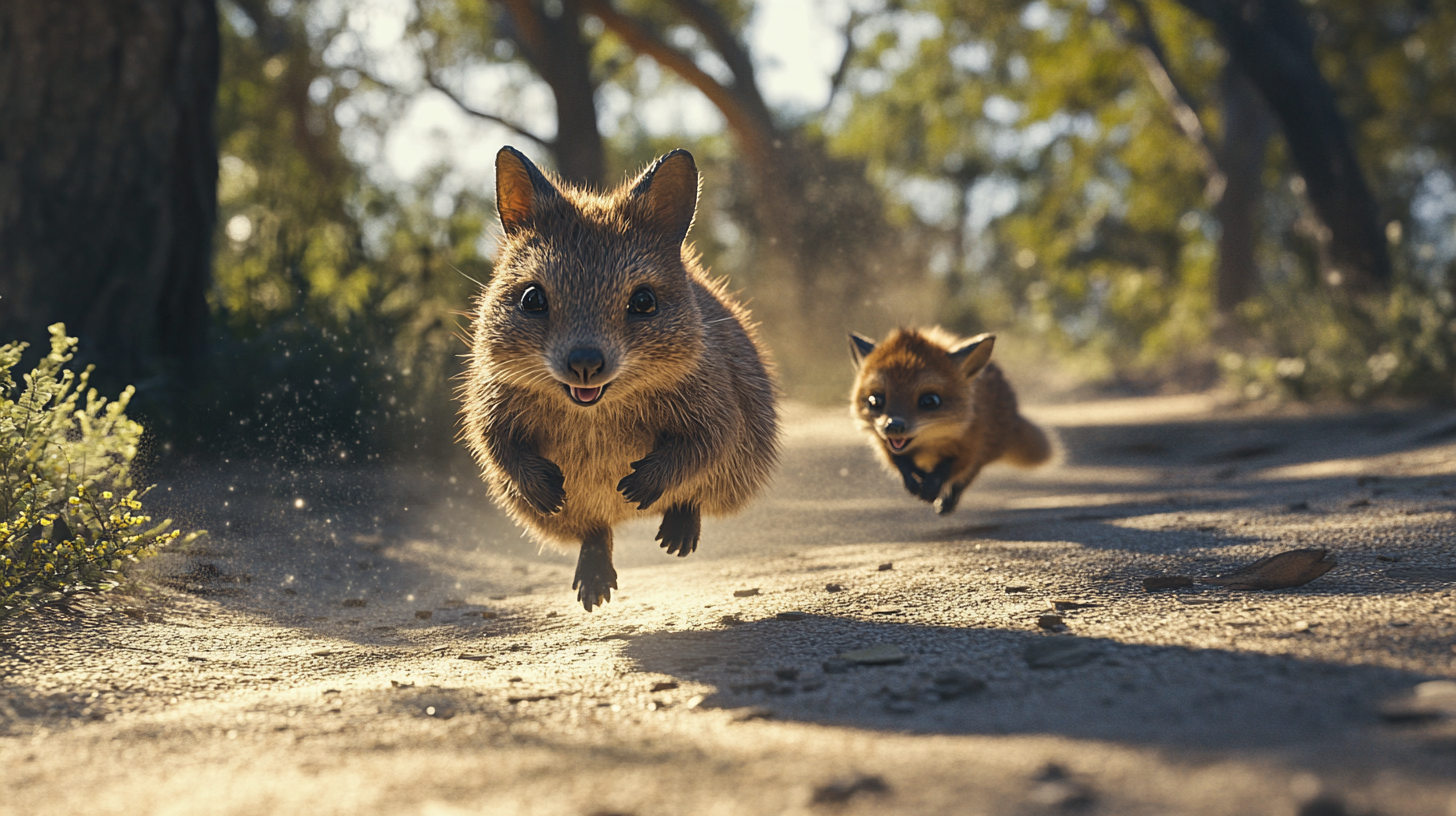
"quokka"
849,328,1050,514
460,147,780,611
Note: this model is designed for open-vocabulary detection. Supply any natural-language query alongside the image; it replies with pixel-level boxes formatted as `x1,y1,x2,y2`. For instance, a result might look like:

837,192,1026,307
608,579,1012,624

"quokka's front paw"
656,504,701,557
517,458,566,515
573,547,618,612
617,459,666,510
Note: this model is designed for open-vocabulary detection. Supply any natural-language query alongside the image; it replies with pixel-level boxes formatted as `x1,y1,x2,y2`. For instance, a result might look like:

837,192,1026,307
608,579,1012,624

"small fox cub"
460,147,780,611
849,328,1050,514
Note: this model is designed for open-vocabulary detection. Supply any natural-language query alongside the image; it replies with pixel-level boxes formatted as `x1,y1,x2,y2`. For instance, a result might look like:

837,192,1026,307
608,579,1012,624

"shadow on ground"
622,616,1431,751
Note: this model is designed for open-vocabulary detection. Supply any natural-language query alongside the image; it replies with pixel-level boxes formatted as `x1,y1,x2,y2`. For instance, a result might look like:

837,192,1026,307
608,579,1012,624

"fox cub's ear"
849,333,877,368
949,333,995,378
495,146,560,235
630,149,699,244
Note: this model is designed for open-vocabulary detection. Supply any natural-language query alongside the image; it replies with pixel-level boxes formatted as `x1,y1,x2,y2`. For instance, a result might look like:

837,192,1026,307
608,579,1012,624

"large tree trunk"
1175,0,1390,292
0,0,218,386
1214,64,1275,313
499,0,604,187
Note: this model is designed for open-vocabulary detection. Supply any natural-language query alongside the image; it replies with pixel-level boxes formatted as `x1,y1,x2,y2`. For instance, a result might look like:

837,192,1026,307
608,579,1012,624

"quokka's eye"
519,284,547,314
627,287,657,315
918,393,942,410
865,393,885,411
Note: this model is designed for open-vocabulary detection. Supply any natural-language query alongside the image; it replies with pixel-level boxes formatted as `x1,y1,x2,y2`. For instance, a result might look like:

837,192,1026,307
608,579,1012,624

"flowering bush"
0,324,200,619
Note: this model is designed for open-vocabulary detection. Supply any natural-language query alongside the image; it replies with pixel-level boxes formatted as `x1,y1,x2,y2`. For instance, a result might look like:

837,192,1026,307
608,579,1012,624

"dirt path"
4,396,1456,816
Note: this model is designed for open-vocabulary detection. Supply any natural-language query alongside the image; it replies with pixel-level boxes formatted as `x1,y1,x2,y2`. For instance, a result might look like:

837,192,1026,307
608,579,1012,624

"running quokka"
460,147,780,611
849,328,1050,514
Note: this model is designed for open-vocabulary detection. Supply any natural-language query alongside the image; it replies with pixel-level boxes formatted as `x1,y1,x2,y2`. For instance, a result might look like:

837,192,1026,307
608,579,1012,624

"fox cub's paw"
934,486,963,515
916,472,945,504
517,458,566,516
573,549,618,612
656,504,701,557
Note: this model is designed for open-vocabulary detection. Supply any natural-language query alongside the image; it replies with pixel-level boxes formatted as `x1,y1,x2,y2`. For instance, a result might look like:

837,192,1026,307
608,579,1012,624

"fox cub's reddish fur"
849,328,1050,514
460,147,780,611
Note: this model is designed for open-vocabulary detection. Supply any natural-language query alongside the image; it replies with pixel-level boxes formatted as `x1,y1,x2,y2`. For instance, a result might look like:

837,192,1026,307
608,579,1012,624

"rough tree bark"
1214,64,1275,313
0,0,219,385
1174,0,1391,291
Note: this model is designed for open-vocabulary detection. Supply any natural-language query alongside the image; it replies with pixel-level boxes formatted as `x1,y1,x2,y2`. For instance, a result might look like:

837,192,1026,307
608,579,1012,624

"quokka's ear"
849,333,878,369
496,146,560,235
948,333,995,378
629,149,699,244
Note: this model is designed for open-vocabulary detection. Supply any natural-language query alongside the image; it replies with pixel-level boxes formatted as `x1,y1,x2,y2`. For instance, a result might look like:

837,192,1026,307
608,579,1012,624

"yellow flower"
68,497,81,505
102,491,113,500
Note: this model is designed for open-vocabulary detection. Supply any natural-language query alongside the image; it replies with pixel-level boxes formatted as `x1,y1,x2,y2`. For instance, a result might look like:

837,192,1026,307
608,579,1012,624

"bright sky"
367,0,851,188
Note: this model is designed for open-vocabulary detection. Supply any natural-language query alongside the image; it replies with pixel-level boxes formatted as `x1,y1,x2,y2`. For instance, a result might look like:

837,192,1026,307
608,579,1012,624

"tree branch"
1101,0,1224,200
227,0,289,55
824,9,868,113
420,67,555,150
580,0,776,161
664,0,757,91
496,0,551,77
1171,0,1391,289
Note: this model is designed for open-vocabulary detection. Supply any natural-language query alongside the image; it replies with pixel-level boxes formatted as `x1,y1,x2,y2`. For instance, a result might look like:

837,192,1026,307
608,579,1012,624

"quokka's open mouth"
566,384,607,405
886,436,913,452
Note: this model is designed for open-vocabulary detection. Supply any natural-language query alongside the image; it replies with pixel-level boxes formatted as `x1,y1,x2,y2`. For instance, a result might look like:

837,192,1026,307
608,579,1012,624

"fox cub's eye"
865,393,884,411
627,287,658,315
918,393,942,410
519,285,548,314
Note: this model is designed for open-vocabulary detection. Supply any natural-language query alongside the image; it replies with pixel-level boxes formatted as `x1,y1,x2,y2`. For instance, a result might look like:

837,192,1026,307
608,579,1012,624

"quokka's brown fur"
849,327,1050,515
460,146,780,611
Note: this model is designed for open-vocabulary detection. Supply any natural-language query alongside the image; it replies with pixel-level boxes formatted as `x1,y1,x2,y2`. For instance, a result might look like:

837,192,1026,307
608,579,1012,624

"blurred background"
1,0,1454,466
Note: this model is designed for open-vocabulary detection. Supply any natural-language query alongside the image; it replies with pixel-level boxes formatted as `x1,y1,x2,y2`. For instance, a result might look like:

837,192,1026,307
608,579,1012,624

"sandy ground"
4,395,1456,816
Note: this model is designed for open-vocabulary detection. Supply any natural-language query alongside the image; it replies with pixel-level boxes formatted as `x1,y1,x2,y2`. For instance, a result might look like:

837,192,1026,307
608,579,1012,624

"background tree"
0,0,218,390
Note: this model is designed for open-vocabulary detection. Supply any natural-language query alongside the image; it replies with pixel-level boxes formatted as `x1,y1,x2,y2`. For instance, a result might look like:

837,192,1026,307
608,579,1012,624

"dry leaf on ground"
1203,549,1337,590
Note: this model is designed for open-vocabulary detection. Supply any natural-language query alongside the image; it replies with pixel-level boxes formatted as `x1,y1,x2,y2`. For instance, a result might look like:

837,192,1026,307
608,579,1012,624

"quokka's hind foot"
656,503,701,557
572,530,617,612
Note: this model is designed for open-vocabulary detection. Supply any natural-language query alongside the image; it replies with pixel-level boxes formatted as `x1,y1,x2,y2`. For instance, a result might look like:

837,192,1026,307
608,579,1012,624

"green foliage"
206,8,490,456
824,0,1456,399
0,325,200,619
1222,272,1456,403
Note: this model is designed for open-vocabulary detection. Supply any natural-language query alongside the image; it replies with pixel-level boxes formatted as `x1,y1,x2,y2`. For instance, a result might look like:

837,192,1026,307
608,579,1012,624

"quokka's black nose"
567,347,606,383
883,417,907,435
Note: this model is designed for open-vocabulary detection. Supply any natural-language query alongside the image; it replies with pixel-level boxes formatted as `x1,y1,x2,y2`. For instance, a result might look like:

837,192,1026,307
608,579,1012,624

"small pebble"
877,563,893,571
732,588,760,598
825,583,843,593
1142,576,1194,591
414,610,433,620
839,645,908,665
1037,614,1065,630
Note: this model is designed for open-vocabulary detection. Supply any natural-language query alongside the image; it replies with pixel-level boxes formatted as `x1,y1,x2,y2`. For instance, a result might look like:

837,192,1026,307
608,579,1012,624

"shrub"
0,324,200,620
